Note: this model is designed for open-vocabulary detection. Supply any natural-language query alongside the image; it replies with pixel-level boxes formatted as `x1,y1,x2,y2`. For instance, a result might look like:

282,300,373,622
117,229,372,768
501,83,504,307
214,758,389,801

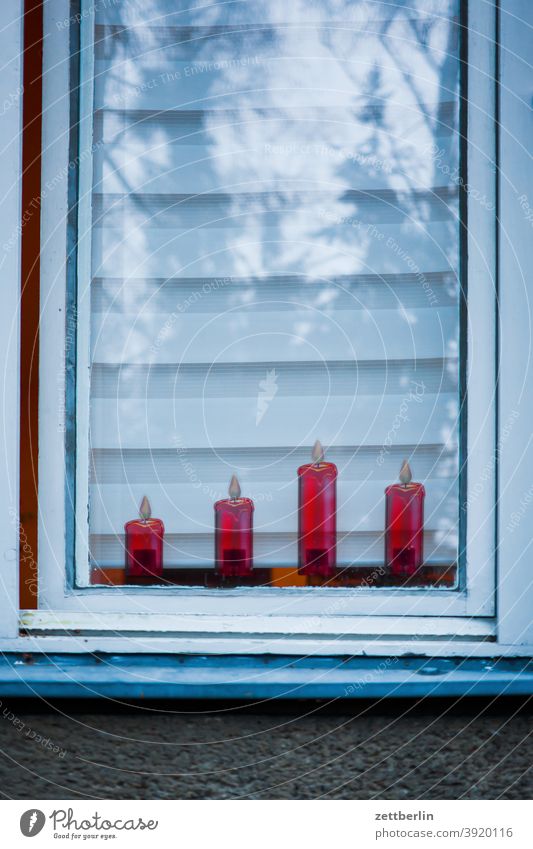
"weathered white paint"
21,609,494,638
0,0,23,639
8,633,533,658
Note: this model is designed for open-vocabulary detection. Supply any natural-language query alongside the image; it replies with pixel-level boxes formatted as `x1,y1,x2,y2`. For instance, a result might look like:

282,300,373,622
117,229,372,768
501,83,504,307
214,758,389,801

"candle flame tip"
312,439,325,464
139,495,152,520
228,474,241,500
399,459,413,485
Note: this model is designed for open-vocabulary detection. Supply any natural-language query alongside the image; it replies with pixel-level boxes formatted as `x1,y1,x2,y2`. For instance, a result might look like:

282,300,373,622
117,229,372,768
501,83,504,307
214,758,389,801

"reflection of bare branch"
378,27,435,140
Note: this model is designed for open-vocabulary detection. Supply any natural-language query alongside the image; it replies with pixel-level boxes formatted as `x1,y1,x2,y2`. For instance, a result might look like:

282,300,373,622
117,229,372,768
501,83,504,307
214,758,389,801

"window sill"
0,654,532,699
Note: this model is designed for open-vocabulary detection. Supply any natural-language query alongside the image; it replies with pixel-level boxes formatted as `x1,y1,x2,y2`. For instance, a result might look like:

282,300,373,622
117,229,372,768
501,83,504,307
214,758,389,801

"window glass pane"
85,0,461,588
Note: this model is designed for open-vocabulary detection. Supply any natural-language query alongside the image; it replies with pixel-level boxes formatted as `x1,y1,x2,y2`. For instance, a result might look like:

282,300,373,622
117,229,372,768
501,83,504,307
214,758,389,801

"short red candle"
214,475,254,576
298,440,337,576
124,496,164,580
385,461,425,577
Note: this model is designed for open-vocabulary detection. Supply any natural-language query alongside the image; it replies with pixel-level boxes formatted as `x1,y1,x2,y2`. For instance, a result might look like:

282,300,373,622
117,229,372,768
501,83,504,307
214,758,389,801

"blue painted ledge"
0,655,532,699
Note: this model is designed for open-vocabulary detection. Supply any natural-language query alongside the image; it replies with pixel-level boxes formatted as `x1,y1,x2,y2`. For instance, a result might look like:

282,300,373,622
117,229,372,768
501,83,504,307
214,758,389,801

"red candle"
298,440,337,576
124,496,164,580
214,475,254,576
385,460,425,577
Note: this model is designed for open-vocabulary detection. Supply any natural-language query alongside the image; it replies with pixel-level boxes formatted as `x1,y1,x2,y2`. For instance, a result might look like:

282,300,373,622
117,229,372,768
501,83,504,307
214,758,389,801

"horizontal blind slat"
92,307,458,364
94,105,458,150
94,57,458,111
91,444,458,484
91,272,458,313
97,1,458,27
91,358,457,398
93,189,458,228
94,139,459,195
89,481,458,536
94,18,458,55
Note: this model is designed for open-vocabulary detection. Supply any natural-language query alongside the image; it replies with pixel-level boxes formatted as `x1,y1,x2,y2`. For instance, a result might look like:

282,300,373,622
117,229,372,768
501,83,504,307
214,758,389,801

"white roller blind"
85,0,461,577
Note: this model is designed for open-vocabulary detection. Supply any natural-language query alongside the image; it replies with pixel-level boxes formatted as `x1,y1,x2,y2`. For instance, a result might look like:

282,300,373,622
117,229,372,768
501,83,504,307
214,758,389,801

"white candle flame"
399,459,413,485
228,474,241,500
139,495,152,520
311,439,325,464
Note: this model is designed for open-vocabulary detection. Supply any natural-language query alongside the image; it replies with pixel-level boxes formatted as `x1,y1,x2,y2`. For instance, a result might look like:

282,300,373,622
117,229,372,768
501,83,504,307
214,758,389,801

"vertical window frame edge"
461,0,498,617
65,0,80,590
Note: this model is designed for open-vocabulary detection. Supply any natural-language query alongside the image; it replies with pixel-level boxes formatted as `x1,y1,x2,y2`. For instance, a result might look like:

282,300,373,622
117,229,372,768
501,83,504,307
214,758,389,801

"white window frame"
2,0,528,656
40,0,496,623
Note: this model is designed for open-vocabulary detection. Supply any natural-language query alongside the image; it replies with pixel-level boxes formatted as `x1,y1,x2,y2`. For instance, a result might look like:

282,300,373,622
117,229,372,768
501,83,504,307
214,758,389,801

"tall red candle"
385,460,425,577
298,440,337,576
214,475,254,576
124,496,164,580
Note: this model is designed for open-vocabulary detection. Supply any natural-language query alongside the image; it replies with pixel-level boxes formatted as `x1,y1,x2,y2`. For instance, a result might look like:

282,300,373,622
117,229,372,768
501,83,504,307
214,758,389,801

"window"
0,0,529,676
70,0,465,592
31,0,503,643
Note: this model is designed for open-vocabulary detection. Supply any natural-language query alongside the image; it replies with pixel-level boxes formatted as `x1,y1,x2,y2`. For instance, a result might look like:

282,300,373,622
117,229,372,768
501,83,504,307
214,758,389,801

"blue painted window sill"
0,655,532,699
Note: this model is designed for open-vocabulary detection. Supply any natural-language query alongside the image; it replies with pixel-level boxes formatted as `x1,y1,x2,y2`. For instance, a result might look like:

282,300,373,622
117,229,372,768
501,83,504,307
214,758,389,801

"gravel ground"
0,697,531,799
